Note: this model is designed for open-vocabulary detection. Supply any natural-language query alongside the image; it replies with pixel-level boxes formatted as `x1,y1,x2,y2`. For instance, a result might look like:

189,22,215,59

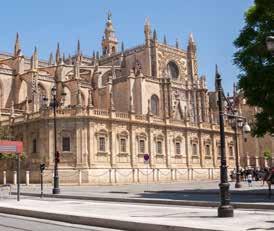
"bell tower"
101,11,118,56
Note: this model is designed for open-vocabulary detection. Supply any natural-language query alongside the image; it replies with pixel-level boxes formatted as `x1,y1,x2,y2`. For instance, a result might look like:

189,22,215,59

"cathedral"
0,14,239,184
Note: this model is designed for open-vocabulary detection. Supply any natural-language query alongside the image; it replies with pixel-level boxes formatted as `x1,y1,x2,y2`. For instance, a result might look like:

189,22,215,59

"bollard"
114,168,117,184
78,169,82,186
26,171,30,186
13,171,17,185
132,169,135,183
3,171,6,185
109,169,112,184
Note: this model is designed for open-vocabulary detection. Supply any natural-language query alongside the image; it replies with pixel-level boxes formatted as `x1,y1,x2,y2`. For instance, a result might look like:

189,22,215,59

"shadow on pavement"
137,188,274,203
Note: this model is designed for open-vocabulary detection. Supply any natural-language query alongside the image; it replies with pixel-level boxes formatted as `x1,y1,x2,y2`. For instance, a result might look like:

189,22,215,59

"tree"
234,0,274,137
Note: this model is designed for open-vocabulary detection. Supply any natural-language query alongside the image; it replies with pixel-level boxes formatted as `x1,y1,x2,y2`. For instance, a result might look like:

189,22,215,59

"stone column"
165,130,171,168
130,125,137,168
88,121,95,167
198,131,204,168
211,134,217,168
109,127,116,168
147,122,154,168
185,130,192,168
75,121,83,168
81,122,88,168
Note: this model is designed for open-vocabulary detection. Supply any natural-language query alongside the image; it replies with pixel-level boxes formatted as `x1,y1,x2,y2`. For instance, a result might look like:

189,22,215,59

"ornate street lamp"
51,86,60,194
215,66,252,216
43,86,66,194
215,66,234,217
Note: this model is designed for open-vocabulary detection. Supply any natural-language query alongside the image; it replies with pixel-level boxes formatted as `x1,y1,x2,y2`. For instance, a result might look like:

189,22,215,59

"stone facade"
0,15,237,184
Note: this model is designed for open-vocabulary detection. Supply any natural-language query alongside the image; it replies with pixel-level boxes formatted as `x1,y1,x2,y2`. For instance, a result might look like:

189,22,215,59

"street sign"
0,140,23,201
0,140,23,154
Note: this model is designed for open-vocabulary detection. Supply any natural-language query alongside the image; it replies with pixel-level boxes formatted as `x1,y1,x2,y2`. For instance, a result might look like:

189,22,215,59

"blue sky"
0,0,253,93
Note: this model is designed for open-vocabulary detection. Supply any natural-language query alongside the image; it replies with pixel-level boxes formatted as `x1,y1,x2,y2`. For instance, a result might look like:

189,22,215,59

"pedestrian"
247,173,252,187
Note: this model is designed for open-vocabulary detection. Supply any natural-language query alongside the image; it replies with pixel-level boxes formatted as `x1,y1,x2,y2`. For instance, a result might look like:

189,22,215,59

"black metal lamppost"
43,86,66,194
51,86,60,194
216,66,251,217
215,66,234,217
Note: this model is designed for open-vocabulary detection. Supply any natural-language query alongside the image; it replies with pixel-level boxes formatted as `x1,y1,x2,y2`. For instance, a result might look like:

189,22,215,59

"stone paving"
0,197,274,231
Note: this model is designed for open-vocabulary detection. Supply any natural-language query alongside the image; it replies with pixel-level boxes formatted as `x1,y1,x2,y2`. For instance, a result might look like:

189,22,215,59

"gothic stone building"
0,15,237,184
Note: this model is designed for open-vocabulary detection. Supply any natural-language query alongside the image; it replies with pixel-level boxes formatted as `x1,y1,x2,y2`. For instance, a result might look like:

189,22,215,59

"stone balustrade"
0,107,234,135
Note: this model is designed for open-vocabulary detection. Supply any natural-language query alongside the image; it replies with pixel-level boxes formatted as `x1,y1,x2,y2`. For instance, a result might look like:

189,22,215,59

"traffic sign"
144,153,149,162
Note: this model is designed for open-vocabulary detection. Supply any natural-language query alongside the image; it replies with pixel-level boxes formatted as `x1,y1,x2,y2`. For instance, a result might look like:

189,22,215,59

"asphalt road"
0,213,123,231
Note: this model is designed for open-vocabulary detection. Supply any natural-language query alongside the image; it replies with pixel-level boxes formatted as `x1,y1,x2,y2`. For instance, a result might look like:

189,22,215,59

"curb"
13,192,274,210
0,206,217,231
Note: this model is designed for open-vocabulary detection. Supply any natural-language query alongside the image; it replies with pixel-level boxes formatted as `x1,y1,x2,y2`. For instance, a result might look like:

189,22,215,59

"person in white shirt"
247,173,252,187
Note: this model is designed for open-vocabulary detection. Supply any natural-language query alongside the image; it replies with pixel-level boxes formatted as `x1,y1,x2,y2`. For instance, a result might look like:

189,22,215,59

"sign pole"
144,154,150,192
17,154,20,201
146,162,149,191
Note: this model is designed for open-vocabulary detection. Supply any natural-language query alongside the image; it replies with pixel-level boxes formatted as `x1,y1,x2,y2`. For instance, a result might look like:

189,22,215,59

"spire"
55,42,60,65
163,35,167,45
14,32,21,56
62,53,66,64
96,51,100,60
31,46,38,70
215,64,221,91
102,11,118,56
175,38,179,48
121,41,124,53
107,10,112,21
144,17,151,46
77,40,81,56
189,32,195,44
33,46,38,69
68,54,72,65
188,33,196,52
153,29,157,41
92,51,96,59
48,52,53,66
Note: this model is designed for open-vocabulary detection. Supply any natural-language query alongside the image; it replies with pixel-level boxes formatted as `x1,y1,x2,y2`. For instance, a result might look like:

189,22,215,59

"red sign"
0,140,23,154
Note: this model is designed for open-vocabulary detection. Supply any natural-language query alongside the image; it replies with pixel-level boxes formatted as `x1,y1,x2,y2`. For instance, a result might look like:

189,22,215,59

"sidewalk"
0,197,273,231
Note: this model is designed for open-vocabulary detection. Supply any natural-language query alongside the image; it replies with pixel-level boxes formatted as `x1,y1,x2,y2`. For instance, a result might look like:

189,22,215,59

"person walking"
247,173,253,187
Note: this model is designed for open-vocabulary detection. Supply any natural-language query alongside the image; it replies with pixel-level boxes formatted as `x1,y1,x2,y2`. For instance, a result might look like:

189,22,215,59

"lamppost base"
235,182,242,188
218,205,234,217
52,188,60,194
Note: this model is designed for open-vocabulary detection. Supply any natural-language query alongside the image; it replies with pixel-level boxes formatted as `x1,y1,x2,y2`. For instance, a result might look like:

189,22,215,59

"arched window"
167,61,179,80
151,95,159,115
